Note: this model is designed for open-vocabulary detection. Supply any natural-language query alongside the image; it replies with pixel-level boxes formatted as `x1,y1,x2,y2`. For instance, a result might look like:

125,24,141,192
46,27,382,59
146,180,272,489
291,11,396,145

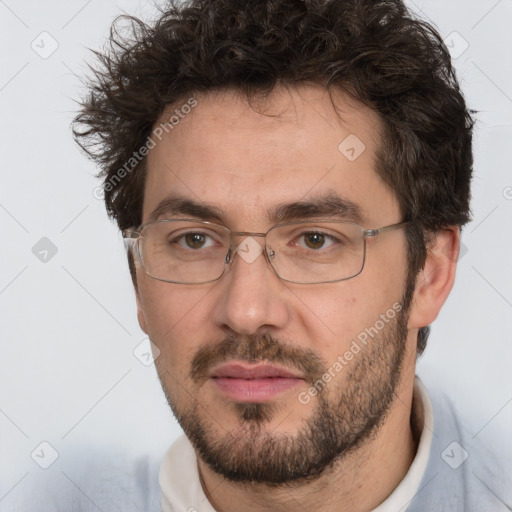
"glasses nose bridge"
228,230,268,246
225,230,271,266
230,230,267,237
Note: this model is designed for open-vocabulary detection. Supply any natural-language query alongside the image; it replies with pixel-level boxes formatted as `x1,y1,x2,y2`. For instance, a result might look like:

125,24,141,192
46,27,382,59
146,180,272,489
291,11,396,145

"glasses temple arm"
363,220,411,238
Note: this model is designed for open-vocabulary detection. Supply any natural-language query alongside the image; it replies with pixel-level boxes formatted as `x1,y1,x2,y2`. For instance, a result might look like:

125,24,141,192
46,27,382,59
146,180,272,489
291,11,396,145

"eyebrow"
146,191,364,226
270,193,364,224
148,194,224,223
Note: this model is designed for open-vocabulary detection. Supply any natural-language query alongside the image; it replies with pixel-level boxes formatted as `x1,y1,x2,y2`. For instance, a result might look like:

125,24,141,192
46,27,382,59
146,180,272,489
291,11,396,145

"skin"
134,84,460,512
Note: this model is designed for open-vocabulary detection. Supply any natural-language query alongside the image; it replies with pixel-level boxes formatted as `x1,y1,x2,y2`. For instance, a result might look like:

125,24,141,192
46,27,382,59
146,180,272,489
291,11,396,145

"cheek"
138,273,207,332
359,240,409,317
290,285,371,352
292,287,358,334
291,250,407,355
137,278,214,369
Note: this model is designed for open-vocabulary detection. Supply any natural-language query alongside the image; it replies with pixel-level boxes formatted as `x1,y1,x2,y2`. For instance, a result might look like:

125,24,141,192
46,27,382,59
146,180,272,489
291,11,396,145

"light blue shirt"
406,383,512,511
11,379,511,511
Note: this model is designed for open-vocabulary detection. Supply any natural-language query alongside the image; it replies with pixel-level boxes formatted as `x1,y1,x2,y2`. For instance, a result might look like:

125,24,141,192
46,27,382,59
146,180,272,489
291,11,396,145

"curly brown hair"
72,0,474,354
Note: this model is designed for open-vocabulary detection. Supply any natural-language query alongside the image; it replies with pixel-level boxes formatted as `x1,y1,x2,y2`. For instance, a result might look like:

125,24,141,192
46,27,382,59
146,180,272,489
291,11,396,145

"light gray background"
1,0,511,509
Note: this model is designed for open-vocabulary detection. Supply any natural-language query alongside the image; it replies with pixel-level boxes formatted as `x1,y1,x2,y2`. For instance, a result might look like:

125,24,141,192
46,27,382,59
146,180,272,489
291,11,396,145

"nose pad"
221,241,275,279
225,248,232,265
223,237,277,275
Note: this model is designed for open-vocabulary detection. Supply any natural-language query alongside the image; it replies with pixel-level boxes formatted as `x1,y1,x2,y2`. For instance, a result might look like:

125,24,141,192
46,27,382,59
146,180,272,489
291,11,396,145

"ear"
408,227,460,329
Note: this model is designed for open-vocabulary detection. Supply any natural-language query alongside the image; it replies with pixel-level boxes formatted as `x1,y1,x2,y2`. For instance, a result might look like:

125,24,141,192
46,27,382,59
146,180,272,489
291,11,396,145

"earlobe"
407,227,460,329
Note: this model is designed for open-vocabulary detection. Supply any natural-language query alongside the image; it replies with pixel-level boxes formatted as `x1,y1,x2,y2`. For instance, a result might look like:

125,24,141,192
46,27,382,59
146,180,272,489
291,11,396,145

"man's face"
136,85,416,483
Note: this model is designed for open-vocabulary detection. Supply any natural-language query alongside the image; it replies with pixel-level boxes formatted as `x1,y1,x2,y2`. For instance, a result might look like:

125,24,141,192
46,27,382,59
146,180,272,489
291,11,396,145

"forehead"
143,84,398,227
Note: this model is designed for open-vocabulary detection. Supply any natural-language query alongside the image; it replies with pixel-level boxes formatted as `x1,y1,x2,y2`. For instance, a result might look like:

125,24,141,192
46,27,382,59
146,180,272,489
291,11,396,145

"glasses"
123,218,410,285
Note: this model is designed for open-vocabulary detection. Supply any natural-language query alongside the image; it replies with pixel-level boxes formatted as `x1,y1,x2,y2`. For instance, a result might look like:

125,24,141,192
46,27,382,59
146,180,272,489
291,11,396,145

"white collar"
160,376,434,512
371,377,434,511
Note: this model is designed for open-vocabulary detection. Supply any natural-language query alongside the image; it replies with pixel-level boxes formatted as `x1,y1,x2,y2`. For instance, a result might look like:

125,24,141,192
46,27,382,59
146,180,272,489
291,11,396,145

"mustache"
190,333,327,386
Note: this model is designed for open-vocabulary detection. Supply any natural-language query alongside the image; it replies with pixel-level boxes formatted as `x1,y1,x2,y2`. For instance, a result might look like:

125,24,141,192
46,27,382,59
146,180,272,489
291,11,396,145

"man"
72,0,511,510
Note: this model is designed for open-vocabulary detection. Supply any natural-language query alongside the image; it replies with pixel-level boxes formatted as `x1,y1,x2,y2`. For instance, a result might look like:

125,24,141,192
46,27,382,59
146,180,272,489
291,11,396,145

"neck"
197,365,419,512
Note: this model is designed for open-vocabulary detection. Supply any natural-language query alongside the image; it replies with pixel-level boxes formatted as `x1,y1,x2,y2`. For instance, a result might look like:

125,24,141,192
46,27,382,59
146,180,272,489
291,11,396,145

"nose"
211,236,291,336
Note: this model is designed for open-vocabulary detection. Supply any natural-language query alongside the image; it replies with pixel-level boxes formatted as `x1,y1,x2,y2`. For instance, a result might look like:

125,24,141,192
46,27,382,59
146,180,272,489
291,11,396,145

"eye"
296,231,337,250
174,232,217,250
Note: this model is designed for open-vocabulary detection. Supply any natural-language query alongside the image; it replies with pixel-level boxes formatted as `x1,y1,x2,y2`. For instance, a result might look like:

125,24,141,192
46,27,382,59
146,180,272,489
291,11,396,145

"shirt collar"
371,376,434,511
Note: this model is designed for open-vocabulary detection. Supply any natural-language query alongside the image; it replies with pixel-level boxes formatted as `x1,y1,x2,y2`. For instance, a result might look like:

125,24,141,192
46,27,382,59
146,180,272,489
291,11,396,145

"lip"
209,362,305,402
210,362,304,380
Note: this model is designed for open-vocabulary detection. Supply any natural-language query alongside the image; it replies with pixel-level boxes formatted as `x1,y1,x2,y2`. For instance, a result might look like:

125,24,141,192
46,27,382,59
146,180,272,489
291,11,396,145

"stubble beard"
158,287,413,485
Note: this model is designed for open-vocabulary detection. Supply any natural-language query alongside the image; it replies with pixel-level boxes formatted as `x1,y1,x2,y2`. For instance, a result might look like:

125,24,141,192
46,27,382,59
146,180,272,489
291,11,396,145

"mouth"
209,362,306,402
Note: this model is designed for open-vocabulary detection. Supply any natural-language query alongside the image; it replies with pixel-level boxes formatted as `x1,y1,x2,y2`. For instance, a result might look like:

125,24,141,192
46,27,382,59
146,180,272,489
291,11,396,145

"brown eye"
169,228,220,251
303,232,326,249
184,233,207,249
